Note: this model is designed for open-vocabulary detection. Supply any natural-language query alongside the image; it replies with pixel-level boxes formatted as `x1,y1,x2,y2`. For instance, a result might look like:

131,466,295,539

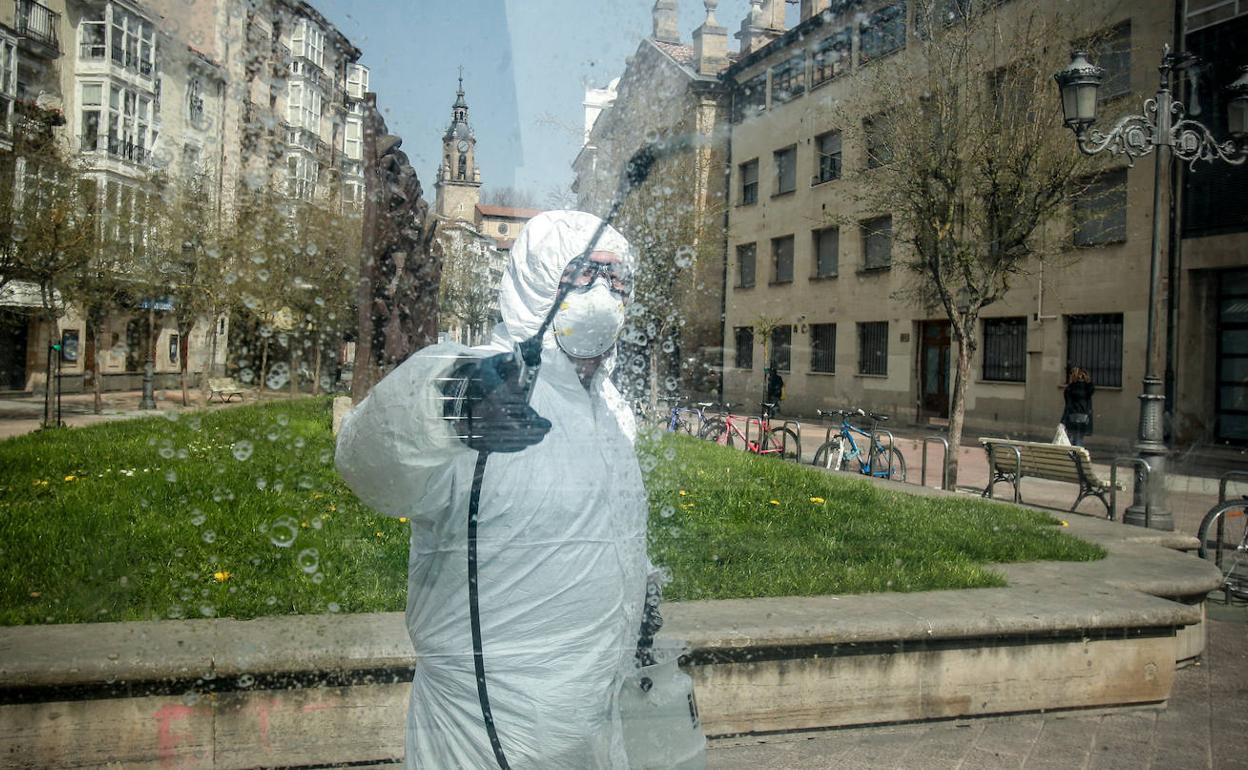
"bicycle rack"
1218,470,1248,505
921,436,951,490
985,444,1022,503
874,429,896,478
780,419,802,457
1109,457,1153,524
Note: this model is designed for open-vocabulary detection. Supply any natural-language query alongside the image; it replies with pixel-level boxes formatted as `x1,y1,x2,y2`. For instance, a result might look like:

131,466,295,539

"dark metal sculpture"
352,93,441,401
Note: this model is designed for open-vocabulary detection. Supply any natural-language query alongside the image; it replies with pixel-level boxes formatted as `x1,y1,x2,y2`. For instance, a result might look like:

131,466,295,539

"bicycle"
1196,496,1248,604
659,398,718,436
699,402,801,461
810,408,906,482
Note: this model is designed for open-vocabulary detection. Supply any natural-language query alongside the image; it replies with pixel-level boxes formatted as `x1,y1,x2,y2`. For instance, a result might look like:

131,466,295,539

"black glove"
443,350,552,454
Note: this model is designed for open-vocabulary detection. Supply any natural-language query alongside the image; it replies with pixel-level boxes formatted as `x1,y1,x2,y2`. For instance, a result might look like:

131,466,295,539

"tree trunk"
90,318,103,415
259,335,270,396
179,333,190,407
312,335,323,397
202,312,220,403
648,344,659,417
289,343,298,399
946,319,975,488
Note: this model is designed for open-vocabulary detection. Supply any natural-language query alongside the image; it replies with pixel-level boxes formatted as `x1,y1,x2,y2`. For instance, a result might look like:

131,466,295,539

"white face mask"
552,281,627,359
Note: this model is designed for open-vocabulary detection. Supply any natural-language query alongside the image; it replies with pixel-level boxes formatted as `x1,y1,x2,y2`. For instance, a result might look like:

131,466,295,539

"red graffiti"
153,703,198,768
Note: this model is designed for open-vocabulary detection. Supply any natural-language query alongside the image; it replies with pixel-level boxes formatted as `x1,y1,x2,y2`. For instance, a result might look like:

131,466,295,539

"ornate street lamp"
1054,46,1246,530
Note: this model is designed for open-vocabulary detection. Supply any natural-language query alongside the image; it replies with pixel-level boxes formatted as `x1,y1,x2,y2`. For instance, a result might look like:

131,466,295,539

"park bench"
979,438,1123,514
207,377,247,403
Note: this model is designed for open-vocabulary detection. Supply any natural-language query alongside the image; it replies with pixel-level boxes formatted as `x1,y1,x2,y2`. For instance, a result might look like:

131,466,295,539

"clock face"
457,140,469,152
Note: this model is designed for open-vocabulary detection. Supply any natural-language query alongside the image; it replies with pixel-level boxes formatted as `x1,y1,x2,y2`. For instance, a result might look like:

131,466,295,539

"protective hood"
495,210,636,344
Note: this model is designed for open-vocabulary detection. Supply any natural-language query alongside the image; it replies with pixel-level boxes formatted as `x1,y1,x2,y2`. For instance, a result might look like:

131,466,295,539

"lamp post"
1054,47,1247,530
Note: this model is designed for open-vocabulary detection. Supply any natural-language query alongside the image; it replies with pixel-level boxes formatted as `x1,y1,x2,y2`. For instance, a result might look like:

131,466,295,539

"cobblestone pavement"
708,615,1248,770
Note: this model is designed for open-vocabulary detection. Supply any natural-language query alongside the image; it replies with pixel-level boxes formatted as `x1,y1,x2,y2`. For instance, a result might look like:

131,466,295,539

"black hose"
468,450,511,769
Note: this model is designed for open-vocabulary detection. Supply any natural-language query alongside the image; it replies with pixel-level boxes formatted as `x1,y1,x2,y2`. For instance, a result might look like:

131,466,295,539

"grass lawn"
0,399,1102,626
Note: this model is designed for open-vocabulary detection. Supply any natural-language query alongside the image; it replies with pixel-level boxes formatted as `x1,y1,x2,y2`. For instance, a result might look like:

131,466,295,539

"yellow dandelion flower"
63,475,76,482
810,497,825,504
1059,520,1069,527
375,531,384,537
399,517,409,523
301,521,309,528
678,490,688,497
769,499,780,506
213,571,231,582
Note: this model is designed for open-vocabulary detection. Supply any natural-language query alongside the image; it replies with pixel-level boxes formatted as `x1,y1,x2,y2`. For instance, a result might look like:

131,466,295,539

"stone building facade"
716,0,1245,449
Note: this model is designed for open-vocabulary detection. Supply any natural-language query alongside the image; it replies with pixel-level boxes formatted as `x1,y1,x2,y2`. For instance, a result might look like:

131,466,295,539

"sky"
313,1,794,205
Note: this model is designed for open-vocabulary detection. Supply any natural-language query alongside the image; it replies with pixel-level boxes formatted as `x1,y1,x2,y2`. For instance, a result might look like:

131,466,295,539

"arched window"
458,153,467,180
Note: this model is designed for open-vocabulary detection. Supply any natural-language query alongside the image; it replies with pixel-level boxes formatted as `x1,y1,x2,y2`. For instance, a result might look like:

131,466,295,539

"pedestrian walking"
1061,367,1095,447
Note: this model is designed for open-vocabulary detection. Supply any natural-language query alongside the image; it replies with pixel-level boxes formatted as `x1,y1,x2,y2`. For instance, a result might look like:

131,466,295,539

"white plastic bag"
1053,423,1071,445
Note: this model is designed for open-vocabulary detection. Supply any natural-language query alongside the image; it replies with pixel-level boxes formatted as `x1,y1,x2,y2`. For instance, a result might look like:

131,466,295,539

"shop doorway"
1216,269,1248,444
0,310,29,391
919,320,951,419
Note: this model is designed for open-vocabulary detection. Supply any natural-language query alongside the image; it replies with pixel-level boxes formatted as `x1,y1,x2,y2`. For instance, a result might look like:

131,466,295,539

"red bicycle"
699,402,801,461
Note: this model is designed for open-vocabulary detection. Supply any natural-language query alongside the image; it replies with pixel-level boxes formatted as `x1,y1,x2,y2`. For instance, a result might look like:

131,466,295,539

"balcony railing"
15,0,60,53
81,133,150,165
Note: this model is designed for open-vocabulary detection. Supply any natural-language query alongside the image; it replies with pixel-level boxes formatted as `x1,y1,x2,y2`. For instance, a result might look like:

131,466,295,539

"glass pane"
1223,329,1248,355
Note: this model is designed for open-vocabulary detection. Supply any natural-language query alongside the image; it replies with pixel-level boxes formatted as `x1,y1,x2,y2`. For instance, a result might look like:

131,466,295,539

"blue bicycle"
811,408,906,481
658,398,718,436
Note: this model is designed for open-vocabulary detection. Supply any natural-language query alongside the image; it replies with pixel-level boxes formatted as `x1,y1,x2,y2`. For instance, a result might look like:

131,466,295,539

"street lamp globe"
1054,51,1104,131
1227,65,1248,141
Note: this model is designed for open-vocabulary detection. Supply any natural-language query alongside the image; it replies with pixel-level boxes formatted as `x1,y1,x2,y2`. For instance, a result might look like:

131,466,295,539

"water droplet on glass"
265,595,278,606
182,689,201,706
202,530,216,544
674,245,694,268
255,478,268,491
232,440,254,461
237,673,255,688
311,572,325,584
660,505,675,518
327,602,341,613
269,516,299,548
164,470,178,483
159,446,176,460
190,510,206,526
296,548,320,574
199,604,215,617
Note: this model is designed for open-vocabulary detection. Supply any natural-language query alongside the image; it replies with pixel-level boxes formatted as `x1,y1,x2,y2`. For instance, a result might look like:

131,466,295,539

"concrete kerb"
0,490,1226,769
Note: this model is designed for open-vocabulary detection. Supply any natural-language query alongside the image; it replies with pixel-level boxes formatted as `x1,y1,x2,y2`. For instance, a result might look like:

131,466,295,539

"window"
982,317,1027,382
861,216,893,270
770,326,792,373
169,333,179,364
346,64,369,99
773,146,796,195
859,2,907,64
0,35,15,132
813,227,838,277
1082,22,1131,101
293,19,325,69
100,84,155,162
814,131,841,184
858,322,889,375
739,159,758,205
811,323,836,373
733,72,768,122
734,326,754,369
736,242,756,288
812,29,851,87
771,53,805,103
864,113,893,168
80,10,106,59
61,330,80,363
80,82,103,151
771,236,794,283
1074,169,1127,246
287,153,318,199
187,78,205,127
107,6,155,76
1066,313,1123,387
287,82,322,132
914,0,974,38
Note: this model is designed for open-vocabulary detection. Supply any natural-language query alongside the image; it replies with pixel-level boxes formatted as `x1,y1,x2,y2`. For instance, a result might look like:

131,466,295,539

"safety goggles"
561,257,633,297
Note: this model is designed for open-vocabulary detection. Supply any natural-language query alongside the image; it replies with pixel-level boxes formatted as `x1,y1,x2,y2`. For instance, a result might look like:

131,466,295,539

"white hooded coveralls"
336,211,650,769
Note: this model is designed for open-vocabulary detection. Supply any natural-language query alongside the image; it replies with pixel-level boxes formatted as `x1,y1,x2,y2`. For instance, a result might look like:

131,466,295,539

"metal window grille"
811,323,836,373
1073,169,1127,246
859,2,906,64
815,131,841,184
772,236,794,283
740,160,758,204
1065,314,1123,387
735,326,754,369
982,317,1027,382
814,227,838,277
771,326,792,373
861,216,892,270
812,29,851,86
771,52,805,103
858,322,888,375
774,147,796,194
737,243,756,288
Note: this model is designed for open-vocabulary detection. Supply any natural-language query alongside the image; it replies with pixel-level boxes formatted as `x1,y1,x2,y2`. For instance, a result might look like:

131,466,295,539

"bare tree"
480,186,542,209
839,5,1101,484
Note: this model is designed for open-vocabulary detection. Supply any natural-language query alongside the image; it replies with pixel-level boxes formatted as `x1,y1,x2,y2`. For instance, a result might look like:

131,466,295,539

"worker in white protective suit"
335,210,651,769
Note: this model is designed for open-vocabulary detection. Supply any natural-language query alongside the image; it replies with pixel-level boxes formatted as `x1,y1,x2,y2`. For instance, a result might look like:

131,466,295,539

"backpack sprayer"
456,136,708,770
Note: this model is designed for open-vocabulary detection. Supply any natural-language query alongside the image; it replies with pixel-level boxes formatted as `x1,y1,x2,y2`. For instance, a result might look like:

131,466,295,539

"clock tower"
434,70,482,222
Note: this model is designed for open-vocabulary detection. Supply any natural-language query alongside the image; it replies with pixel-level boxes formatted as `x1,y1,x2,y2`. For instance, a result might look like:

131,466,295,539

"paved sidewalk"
708,612,1248,770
